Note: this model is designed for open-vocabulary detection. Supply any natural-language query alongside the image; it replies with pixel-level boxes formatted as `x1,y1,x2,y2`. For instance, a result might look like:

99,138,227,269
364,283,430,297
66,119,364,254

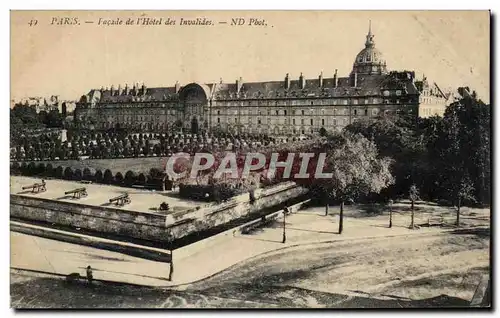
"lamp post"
389,199,393,228
282,206,288,243
168,248,174,281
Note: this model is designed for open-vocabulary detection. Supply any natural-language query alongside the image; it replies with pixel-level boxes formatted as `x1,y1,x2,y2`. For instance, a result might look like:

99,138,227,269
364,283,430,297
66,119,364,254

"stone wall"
10,182,308,244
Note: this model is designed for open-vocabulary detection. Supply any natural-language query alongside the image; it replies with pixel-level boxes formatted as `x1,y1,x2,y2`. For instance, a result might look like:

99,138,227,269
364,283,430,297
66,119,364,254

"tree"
455,176,475,226
409,184,420,229
309,133,394,234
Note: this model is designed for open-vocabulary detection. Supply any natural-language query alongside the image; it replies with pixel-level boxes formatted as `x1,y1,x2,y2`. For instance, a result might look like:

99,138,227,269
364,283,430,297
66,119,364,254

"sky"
10,10,490,103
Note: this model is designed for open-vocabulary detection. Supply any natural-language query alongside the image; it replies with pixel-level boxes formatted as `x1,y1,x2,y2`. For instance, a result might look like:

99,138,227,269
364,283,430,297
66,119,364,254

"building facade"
75,25,449,135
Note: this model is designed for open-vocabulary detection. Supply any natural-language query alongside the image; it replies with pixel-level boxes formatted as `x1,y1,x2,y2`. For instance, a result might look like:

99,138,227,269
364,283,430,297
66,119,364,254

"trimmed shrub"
10,162,20,175
20,162,28,175
63,167,73,180
74,169,83,181
115,172,124,185
54,166,64,178
26,162,37,176
82,168,92,181
94,170,103,183
137,173,146,185
103,169,113,184
36,163,46,175
45,163,54,177
124,170,136,187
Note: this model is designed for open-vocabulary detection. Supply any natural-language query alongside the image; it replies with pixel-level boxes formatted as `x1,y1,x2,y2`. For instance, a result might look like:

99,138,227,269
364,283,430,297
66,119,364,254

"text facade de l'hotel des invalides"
75,24,450,135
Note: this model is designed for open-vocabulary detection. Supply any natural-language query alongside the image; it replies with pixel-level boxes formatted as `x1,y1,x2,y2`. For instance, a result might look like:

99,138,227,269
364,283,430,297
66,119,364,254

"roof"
79,72,420,104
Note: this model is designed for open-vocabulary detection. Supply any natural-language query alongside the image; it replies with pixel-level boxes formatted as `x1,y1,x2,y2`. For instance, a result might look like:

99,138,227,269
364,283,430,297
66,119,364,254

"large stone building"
75,25,449,135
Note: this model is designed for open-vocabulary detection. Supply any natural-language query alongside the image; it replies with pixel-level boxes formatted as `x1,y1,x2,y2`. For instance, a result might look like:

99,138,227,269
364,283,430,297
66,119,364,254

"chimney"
285,73,290,89
236,77,243,92
333,69,338,88
141,83,147,96
175,81,180,94
299,72,305,89
100,86,104,94
220,78,223,84
125,84,129,95
319,71,323,88
118,84,123,95
110,85,115,95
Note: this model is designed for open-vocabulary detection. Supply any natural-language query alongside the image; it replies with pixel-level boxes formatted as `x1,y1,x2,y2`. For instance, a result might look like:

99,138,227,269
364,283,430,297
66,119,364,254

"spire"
365,20,375,48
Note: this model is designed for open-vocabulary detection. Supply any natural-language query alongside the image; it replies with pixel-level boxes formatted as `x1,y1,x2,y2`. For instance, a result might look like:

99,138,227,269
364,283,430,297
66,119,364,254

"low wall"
10,182,308,244
175,199,311,261
10,195,168,241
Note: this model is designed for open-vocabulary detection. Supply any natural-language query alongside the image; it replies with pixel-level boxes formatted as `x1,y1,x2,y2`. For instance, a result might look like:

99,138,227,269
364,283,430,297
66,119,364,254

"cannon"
22,180,46,193
109,193,130,206
65,187,88,199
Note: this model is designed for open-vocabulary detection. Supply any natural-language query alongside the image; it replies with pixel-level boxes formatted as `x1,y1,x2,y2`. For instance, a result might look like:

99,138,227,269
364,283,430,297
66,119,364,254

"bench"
22,181,46,193
65,187,88,199
427,214,444,226
109,193,131,206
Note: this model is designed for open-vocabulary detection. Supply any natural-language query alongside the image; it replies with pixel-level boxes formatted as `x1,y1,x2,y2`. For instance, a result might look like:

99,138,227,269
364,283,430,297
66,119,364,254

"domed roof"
352,22,388,75
354,46,385,65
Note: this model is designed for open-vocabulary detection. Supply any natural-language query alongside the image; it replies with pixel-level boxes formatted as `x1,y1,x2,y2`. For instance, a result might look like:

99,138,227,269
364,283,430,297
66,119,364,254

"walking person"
86,265,93,285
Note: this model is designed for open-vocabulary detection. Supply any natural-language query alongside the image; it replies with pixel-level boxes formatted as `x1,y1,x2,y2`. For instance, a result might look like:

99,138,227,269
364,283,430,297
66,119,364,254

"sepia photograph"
9,9,491,309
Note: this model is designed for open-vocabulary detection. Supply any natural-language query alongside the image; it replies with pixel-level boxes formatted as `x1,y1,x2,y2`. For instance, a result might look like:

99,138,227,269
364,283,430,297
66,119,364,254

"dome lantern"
351,21,388,75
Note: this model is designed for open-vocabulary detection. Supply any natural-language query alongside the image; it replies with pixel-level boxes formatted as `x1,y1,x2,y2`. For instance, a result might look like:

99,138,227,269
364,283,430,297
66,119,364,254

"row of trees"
11,104,64,144
345,89,490,207
11,162,167,189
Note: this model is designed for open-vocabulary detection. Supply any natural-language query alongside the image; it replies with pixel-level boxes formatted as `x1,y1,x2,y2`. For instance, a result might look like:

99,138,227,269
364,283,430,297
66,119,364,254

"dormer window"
383,90,390,96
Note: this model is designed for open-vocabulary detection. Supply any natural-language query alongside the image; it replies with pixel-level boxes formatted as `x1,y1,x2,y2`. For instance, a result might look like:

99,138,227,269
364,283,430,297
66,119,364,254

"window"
354,109,357,116
383,90,390,96
235,117,238,123
217,111,220,115
321,109,325,115
343,100,348,105
301,110,305,116
217,118,220,123
284,110,287,116
311,101,314,105
321,119,325,126
396,90,402,96
293,118,296,125
364,109,368,116
365,99,369,104
258,118,261,124
301,119,304,125
333,119,337,125
310,119,313,125
353,100,358,105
